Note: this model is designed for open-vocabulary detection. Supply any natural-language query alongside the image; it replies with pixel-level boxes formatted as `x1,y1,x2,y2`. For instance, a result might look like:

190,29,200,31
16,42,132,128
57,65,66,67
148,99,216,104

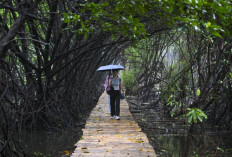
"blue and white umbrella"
96,65,125,71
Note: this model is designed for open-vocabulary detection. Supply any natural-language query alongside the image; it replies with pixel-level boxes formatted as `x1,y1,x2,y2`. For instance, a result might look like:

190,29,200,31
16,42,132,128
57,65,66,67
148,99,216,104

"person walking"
109,70,123,120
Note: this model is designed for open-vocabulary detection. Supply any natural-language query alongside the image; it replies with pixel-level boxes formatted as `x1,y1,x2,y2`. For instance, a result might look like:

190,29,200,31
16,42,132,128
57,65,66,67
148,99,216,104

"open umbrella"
96,65,124,71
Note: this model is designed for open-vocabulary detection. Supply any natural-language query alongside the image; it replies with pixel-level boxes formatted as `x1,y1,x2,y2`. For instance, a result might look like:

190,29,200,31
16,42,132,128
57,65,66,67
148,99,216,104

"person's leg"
108,95,111,112
115,91,120,116
110,92,116,117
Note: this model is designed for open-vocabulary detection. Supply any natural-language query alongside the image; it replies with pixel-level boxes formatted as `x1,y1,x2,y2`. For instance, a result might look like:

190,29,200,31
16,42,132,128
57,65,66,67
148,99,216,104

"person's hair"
113,70,119,78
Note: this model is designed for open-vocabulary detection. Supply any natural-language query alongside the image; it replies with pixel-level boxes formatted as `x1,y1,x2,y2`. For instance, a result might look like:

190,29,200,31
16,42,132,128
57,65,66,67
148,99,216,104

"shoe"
115,116,120,120
111,115,115,119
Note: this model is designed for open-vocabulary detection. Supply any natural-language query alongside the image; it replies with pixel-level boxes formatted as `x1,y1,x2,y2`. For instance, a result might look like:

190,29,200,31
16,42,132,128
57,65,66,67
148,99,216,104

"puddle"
15,131,82,157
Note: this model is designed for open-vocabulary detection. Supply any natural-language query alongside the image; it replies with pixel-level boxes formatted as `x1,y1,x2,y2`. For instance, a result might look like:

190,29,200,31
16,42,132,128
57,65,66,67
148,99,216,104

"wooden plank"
71,93,156,157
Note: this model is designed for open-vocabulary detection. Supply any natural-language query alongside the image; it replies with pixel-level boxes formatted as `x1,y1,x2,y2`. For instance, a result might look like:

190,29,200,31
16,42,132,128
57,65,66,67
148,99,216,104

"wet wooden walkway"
71,93,156,157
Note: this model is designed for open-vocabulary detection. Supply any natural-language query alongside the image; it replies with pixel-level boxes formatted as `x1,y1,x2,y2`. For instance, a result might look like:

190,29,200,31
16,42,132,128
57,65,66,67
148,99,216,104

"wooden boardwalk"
71,93,156,157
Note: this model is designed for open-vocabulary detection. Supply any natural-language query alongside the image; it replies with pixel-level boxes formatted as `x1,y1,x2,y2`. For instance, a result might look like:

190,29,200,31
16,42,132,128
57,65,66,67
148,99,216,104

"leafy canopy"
62,0,232,40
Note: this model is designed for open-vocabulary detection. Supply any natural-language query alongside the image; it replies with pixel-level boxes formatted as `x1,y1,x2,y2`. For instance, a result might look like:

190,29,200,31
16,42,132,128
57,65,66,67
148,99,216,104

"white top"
111,77,121,90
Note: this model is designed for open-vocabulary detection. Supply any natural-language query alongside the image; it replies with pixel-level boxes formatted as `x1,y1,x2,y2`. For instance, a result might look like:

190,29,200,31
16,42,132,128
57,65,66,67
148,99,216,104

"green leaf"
202,114,207,119
229,72,232,79
206,22,211,28
63,12,67,17
216,6,230,14
211,31,222,38
102,2,109,7
84,32,88,39
210,25,221,29
196,88,201,96
168,6,173,13
65,18,71,23
198,116,203,122
188,116,192,123
170,112,175,117
193,114,197,123
217,147,224,152
133,26,137,32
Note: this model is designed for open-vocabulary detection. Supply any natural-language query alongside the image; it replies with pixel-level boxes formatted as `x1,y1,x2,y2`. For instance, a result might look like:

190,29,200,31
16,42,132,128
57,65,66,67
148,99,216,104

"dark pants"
110,90,120,116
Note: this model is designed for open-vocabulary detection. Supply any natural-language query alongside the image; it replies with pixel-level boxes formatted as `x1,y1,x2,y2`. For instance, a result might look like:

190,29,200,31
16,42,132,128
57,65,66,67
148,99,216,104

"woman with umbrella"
109,70,123,120
97,65,124,120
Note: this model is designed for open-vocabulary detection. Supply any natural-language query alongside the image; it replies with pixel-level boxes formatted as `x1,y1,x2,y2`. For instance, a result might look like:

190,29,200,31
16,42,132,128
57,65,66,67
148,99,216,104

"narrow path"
71,93,156,157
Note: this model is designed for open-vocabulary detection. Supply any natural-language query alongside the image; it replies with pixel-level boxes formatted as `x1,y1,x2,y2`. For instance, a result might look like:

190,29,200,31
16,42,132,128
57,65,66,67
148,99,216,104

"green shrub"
121,70,137,94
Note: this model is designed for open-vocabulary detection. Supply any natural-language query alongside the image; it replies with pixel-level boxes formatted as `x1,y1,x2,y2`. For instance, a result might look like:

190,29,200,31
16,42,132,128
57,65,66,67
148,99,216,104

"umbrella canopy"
96,65,125,71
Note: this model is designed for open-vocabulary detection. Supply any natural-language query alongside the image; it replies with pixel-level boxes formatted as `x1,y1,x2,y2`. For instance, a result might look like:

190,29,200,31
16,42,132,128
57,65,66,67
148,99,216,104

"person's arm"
109,78,112,87
120,82,123,93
